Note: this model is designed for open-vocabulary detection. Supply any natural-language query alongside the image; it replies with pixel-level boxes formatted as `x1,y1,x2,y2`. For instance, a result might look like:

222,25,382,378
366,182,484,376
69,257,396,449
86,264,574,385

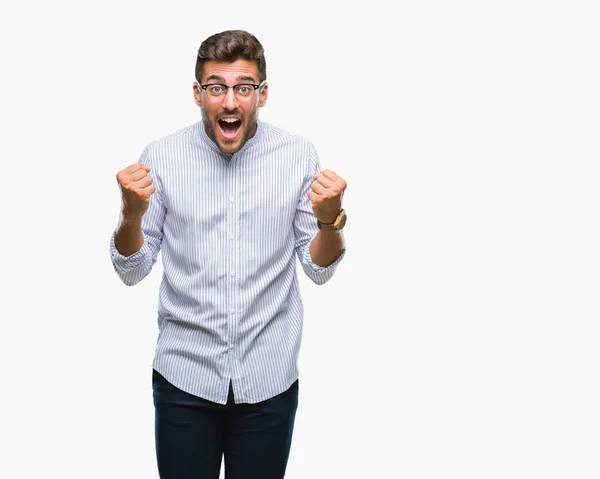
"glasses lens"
206,85,226,97
233,85,255,99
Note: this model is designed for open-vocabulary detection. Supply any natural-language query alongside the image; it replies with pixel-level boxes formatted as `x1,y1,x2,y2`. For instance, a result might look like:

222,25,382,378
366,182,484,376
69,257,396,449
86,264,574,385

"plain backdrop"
1,1,599,478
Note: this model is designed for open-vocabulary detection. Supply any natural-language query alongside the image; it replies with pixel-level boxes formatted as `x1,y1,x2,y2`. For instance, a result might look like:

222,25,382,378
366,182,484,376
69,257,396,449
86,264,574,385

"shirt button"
230,272,235,277
230,197,235,203
230,234,234,240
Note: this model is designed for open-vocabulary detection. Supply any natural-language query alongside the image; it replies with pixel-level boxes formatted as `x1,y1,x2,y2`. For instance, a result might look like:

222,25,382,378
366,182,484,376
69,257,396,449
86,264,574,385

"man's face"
194,59,268,155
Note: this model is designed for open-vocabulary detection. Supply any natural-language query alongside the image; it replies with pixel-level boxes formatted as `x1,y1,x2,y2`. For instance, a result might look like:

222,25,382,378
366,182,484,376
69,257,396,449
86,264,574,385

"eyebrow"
205,74,258,83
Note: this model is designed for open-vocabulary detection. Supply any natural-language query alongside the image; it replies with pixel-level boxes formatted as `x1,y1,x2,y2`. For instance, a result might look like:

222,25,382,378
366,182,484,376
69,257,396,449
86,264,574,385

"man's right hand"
116,164,156,222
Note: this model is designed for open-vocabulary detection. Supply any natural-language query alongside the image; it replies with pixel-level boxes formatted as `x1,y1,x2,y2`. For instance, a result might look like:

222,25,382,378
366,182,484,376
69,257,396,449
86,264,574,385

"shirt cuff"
109,231,149,274
301,244,346,285
304,246,346,272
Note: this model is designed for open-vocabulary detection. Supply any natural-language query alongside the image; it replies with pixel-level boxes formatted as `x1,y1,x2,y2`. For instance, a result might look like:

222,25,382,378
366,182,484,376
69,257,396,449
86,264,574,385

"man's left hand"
308,169,347,224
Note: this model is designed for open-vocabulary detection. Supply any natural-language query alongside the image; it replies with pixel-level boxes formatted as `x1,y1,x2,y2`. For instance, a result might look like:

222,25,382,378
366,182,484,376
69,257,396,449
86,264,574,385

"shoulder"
259,121,318,156
141,122,201,164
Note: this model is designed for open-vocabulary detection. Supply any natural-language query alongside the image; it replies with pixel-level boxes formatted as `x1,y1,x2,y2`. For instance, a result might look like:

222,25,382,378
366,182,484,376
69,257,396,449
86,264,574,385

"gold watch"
317,209,347,231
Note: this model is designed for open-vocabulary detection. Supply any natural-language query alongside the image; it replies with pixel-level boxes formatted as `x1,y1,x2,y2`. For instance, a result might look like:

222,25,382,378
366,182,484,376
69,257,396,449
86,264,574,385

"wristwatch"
317,209,347,231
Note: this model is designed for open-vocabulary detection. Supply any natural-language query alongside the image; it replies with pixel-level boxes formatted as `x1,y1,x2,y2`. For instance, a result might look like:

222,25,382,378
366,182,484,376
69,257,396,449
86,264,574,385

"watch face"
336,211,347,230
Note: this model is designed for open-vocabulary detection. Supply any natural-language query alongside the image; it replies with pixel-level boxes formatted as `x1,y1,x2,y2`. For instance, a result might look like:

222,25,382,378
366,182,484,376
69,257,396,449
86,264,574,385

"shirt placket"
226,159,237,378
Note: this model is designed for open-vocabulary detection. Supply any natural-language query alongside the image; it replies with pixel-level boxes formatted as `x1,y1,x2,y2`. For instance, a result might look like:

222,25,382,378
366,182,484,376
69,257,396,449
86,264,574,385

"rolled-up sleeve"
109,146,166,286
293,146,346,285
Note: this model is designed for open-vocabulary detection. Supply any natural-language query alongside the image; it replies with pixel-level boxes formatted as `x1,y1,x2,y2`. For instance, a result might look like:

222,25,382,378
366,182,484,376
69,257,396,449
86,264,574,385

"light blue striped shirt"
110,120,345,404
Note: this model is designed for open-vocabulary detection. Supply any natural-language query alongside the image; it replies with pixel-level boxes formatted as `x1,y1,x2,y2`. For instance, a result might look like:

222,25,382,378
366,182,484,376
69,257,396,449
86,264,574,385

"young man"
110,30,347,478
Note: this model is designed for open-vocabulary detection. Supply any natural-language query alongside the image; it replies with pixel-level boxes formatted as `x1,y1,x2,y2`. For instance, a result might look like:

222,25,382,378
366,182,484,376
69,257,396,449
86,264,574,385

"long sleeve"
293,146,345,285
109,146,166,286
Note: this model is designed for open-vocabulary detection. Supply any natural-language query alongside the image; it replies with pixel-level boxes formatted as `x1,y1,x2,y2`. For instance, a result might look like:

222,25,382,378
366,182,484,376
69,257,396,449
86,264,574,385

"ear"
193,81,202,107
258,82,268,108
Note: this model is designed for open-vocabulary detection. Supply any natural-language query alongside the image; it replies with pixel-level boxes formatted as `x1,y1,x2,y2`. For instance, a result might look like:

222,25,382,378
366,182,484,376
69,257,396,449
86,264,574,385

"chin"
218,142,242,154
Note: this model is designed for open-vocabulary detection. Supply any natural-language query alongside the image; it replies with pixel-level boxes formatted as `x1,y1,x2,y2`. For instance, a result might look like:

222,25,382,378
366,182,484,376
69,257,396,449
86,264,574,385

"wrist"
120,211,143,227
317,209,346,231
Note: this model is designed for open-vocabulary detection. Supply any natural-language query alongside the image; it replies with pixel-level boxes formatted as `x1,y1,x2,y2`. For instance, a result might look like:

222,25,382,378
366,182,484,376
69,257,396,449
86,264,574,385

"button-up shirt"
110,120,345,404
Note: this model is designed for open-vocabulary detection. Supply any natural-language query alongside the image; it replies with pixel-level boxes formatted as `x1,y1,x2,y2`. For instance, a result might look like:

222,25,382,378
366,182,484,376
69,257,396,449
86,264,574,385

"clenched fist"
116,163,156,222
307,169,347,224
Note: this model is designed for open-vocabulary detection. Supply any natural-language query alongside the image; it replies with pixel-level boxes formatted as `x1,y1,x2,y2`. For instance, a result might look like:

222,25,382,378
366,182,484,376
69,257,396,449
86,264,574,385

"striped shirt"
110,119,345,404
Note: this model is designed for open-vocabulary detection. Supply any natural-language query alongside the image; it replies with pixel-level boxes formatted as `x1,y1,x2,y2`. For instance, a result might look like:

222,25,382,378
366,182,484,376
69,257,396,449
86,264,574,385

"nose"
221,87,239,110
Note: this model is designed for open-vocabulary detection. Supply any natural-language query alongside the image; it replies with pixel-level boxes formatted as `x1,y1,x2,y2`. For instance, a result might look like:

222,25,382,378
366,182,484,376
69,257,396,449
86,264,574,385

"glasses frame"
198,81,265,101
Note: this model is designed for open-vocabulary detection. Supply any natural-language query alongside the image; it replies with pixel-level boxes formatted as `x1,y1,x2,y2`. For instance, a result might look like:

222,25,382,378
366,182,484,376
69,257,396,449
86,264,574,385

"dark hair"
195,30,267,83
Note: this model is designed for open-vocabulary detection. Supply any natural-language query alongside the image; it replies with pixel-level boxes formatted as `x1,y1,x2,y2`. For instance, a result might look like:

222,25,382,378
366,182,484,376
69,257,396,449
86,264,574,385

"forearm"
110,213,162,286
114,217,144,257
309,229,345,267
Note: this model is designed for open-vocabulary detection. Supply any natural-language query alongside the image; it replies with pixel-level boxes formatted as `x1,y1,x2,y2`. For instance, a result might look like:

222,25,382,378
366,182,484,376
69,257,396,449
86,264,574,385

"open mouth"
218,117,242,140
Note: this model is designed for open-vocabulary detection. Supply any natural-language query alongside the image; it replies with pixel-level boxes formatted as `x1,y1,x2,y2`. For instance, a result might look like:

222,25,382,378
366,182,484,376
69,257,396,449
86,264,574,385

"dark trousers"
152,370,299,479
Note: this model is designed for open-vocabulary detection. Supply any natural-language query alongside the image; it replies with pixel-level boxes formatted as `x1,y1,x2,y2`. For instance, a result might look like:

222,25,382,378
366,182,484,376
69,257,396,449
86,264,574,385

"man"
110,30,347,478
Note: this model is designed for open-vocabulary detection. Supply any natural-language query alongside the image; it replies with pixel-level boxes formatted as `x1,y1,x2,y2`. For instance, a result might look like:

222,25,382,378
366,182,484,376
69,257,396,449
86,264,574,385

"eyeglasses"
198,82,264,101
